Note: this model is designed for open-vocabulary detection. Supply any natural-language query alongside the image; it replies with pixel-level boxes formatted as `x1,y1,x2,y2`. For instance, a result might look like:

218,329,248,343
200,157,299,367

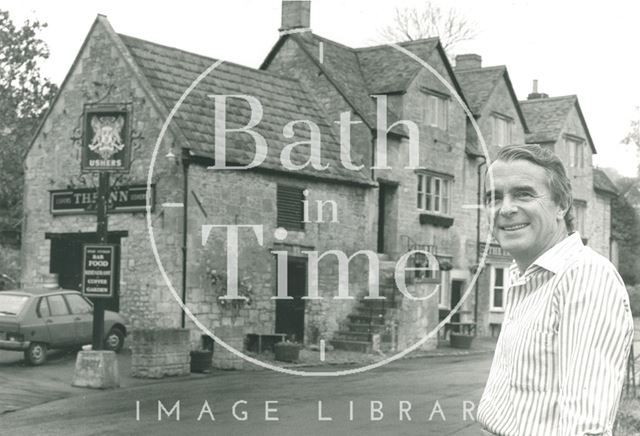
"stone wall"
130,328,190,378
184,164,373,348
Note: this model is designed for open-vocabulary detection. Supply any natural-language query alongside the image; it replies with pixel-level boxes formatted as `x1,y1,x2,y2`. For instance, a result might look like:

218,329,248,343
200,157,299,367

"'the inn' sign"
50,184,155,215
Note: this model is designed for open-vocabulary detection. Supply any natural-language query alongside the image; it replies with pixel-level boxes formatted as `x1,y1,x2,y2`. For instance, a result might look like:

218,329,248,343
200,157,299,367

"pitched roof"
355,38,441,94
455,67,504,115
292,34,380,129
119,34,370,185
519,95,596,153
593,168,618,196
455,65,529,158
261,33,468,136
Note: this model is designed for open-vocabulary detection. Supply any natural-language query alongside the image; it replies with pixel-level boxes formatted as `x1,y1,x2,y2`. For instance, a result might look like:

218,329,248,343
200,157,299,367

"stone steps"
330,254,398,354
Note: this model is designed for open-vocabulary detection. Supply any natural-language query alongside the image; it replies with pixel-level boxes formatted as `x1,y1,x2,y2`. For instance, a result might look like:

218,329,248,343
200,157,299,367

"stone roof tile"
119,34,370,184
355,38,441,94
455,67,504,115
519,96,577,144
593,168,618,196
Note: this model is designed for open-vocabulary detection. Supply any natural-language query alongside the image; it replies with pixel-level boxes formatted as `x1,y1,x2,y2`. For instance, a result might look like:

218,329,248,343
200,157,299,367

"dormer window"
491,114,513,147
422,90,449,130
565,135,586,168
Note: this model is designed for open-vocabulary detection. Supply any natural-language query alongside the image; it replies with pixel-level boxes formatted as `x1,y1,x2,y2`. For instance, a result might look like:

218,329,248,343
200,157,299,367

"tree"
611,178,640,285
378,2,477,51
622,107,640,175
0,10,57,245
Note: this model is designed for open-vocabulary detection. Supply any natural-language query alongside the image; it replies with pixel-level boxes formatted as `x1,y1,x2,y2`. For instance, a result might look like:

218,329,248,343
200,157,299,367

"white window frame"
417,173,451,215
438,270,450,309
573,200,587,236
490,266,509,311
565,136,586,168
491,114,513,147
423,93,448,130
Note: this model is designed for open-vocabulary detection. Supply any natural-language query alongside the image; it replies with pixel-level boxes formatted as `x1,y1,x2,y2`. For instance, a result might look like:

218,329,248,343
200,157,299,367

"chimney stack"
527,79,549,100
280,0,311,34
455,54,482,70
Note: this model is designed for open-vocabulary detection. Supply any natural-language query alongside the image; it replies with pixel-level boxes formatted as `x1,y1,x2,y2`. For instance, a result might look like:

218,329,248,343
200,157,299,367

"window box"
419,212,454,228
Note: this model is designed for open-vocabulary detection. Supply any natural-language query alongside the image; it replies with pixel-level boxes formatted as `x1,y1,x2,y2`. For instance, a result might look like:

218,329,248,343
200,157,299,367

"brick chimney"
280,0,311,33
455,54,482,70
527,79,549,100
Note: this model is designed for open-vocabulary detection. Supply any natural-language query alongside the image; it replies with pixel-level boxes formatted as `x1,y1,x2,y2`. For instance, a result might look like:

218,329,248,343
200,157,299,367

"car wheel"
24,342,48,366
104,328,124,353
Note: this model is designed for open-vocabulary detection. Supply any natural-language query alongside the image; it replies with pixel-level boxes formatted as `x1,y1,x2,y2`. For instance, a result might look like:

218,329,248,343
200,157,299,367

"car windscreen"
0,294,29,315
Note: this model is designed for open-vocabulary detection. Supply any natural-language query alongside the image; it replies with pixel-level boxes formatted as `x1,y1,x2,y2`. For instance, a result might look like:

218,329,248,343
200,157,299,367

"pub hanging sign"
81,104,132,173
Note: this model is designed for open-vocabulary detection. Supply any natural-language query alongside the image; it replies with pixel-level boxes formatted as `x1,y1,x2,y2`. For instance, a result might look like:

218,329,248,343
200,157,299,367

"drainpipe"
474,157,486,327
181,148,190,329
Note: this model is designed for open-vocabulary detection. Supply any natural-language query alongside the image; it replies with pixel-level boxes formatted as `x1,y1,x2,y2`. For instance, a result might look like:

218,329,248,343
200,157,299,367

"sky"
5,0,640,176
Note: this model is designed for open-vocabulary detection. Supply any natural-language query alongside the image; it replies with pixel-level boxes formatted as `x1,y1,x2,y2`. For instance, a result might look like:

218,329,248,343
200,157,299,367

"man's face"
485,159,567,266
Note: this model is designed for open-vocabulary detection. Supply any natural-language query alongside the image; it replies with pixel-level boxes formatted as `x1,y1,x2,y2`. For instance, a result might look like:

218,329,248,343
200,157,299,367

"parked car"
0,288,127,365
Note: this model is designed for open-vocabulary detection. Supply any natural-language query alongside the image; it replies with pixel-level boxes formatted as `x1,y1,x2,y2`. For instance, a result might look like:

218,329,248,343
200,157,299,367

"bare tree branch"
378,2,477,52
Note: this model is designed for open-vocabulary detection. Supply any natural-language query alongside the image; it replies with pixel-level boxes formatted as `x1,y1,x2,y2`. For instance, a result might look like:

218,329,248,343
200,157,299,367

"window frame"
46,294,71,317
417,173,452,215
37,297,50,318
64,293,93,315
422,90,449,130
438,270,450,309
489,266,509,311
491,113,514,147
564,135,586,169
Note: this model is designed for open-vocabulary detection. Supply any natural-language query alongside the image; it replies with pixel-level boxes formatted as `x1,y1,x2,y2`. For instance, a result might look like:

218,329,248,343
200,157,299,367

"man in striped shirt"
477,144,634,436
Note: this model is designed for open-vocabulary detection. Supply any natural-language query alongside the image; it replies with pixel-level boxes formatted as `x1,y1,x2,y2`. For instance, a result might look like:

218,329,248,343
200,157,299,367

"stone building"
520,90,618,258
20,1,617,357
454,55,529,336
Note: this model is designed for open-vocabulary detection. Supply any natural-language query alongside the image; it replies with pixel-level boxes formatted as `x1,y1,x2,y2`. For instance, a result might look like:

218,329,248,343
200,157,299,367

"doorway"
377,183,398,254
275,257,306,342
47,232,126,313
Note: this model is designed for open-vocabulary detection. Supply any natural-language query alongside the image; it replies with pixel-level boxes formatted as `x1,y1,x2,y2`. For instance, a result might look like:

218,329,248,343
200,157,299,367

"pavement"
0,336,497,417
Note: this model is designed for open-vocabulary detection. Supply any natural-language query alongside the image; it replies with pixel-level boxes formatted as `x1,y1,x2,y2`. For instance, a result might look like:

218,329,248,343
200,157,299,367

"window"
65,294,92,314
492,115,513,147
47,295,70,316
417,174,451,214
490,266,509,310
565,137,586,168
277,185,305,231
37,298,50,318
412,252,440,281
423,93,448,130
0,294,29,315
573,200,587,236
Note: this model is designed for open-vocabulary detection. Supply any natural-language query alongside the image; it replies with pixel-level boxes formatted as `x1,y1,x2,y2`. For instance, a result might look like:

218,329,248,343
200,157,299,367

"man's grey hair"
492,144,575,231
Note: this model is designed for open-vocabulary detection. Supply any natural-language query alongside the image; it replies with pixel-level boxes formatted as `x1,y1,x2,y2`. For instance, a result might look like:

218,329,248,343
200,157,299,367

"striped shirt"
477,232,635,436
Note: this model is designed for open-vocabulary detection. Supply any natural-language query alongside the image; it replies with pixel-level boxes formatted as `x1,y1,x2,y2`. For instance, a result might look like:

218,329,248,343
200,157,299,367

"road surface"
0,352,492,436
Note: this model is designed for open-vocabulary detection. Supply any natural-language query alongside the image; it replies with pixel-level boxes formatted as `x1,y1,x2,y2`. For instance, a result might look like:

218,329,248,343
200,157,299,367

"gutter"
474,157,487,327
181,148,190,328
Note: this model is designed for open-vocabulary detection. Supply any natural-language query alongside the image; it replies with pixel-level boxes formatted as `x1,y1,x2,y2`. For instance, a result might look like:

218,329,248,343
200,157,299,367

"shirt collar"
531,232,584,274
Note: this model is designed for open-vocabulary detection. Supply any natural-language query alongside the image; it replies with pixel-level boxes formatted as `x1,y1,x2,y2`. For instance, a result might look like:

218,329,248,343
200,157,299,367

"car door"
64,293,93,345
42,294,76,347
